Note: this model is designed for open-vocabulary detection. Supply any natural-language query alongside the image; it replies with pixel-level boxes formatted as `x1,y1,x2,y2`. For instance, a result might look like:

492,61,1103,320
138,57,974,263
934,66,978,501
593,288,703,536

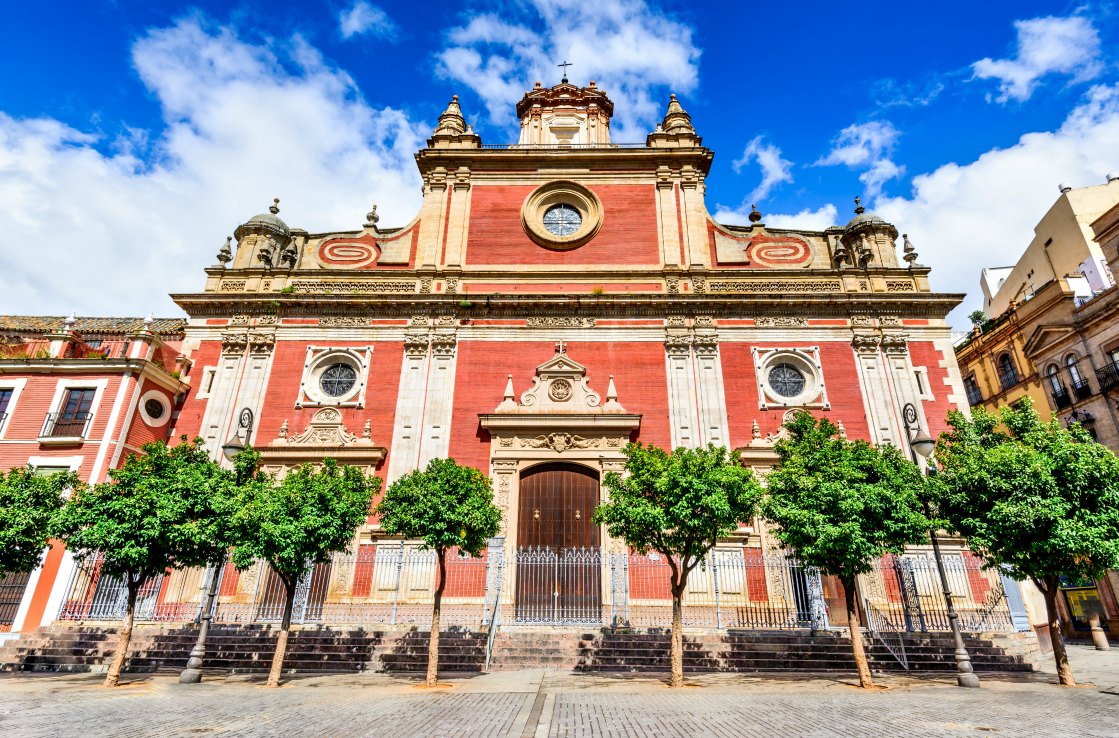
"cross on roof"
555,339,567,354
558,60,573,83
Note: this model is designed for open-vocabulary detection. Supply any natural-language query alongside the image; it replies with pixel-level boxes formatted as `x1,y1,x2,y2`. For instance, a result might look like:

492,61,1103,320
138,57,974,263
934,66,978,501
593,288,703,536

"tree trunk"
1041,576,1076,686
843,577,874,688
104,576,140,687
427,549,447,687
266,575,297,688
669,583,685,688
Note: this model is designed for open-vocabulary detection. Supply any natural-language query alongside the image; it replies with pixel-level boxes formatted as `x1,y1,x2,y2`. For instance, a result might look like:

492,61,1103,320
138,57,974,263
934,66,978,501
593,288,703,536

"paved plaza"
1,645,1117,737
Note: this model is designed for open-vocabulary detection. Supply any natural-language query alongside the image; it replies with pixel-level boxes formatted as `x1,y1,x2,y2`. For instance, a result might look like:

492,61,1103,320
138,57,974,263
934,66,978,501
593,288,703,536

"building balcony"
1096,362,1119,394
39,412,93,444
1051,387,1072,409
1072,378,1093,401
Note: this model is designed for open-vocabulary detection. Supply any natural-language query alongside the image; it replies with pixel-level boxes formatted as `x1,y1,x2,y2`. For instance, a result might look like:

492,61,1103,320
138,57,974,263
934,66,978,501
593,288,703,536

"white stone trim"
297,345,373,408
386,339,430,483
138,389,172,427
752,346,830,411
0,378,27,439
418,338,457,467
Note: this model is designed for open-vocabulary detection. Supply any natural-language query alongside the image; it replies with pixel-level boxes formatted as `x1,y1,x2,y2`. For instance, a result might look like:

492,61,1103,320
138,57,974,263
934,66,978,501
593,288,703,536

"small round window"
768,363,806,398
542,204,582,237
319,363,357,398
143,398,166,420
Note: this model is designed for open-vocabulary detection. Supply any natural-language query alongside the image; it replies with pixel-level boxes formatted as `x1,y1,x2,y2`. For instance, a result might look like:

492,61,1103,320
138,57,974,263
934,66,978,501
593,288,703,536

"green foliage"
763,414,929,582
594,443,763,572
52,439,233,581
279,286,296,294
0,467,72,577
377,458,500,557
933,398,1119,586
230,453,381,586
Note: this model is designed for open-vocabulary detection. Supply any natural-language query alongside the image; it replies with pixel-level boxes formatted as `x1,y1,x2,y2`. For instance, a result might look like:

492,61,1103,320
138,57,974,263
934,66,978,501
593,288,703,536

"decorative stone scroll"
288,280,416,294
260,407,387,475
525,316,595,328
320,316,371,327
755,316,808,327
708,280,842,293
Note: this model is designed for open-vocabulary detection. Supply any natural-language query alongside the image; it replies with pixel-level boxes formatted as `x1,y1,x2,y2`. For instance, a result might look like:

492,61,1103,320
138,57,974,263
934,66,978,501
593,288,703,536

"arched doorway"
514,462,601,623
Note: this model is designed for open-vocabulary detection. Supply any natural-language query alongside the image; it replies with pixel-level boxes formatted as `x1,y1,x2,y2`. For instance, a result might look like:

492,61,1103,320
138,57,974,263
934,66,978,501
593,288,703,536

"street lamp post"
902,402,980,689
179,407,254,685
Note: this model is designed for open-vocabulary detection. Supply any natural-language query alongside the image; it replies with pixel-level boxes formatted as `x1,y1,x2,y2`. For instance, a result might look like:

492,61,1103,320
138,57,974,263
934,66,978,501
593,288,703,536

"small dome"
235,198,291,241
843,197,887,231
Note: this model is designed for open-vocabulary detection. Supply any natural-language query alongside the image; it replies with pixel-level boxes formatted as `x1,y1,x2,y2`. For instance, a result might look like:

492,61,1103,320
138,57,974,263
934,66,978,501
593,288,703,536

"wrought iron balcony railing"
1096,362,1119,394
964,383,983,407
40,412,93,439
1051,387,1072,409
1072,377,1093,401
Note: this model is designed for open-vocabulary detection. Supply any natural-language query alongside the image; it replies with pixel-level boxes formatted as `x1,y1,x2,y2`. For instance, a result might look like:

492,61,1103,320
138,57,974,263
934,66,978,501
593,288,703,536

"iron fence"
1,571,33,631
859,553,1015,633
56,545,1020,634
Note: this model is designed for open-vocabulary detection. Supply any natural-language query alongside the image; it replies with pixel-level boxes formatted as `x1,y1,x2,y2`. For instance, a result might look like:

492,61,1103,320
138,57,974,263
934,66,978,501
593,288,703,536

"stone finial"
837,420,848,440
752,419,762,440
661,93,696,136
216,236,233,265
854,196,865,215
143,313,154,330
496,374,518,412
748,204,762,223
269,198,280,215
365,203,380,229
433,95,467,136
278,419,289,439
63,313,76,331
362,419,372,440
902,233,918,266
604,374,623,412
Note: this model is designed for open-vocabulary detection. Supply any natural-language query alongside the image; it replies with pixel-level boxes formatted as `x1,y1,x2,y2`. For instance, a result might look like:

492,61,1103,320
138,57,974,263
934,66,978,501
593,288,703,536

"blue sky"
1,1,1117,328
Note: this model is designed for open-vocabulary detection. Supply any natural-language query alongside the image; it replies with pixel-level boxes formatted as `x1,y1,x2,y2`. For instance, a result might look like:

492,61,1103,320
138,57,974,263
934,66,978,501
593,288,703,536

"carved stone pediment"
260,407,386,472
493,346,627,415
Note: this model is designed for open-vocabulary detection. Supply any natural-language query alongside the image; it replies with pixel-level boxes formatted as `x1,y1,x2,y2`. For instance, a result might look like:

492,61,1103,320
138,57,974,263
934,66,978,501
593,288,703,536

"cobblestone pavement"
1,646,1117,737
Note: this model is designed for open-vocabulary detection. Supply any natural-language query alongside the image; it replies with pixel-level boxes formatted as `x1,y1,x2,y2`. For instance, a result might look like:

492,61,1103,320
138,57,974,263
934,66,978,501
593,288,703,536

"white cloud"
816,120,904,197
339,2,398,40
732,136,793,203
0,19,424,317
712,203,838,232
435,0,701,140
876,83,1119,327
972,15,1103,103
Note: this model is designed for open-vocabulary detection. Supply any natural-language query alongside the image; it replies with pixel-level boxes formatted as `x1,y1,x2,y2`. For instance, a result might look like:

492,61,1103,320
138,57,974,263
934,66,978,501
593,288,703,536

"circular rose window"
768,363,806,398
319,363,357,398
542,204,582,237
521,181,603,250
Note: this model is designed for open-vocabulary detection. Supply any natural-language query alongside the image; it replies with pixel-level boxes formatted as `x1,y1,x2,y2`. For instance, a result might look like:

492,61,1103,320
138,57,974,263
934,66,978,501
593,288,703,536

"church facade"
5,81,1024,642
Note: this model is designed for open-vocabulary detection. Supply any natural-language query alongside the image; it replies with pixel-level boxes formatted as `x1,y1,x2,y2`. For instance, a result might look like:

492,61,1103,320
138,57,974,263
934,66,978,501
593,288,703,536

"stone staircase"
0,623,1039,676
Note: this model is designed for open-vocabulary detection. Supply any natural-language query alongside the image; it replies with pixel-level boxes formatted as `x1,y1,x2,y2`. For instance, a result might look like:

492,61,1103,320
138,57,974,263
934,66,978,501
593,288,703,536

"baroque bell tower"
515,75,614,146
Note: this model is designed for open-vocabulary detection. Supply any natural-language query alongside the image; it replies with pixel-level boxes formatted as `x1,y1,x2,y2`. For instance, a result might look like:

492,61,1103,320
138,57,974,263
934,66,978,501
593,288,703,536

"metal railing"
1096,361,1119,393
1,571,32,631
40,412,93,439
1051,387,1072,409
964,381,983,407
58,547,1018,635
1072,377,1093,401
858,554,1015,633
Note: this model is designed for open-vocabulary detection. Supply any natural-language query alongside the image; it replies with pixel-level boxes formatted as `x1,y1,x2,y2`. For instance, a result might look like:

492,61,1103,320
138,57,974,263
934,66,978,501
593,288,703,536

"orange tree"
53,439,232,687
763,414,929,688
594,442,762,688
376,458,500,687
0,466,72,579
229,453,380,688
933,398,1119,686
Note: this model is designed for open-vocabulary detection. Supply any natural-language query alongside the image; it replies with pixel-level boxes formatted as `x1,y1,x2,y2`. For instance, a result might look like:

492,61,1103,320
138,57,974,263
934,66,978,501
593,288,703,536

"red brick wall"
465,184,661,266
721,341,871,447
448,341,672,472
172,340,222,442
907,340,957,435
122,384,176,452
257,341,403,479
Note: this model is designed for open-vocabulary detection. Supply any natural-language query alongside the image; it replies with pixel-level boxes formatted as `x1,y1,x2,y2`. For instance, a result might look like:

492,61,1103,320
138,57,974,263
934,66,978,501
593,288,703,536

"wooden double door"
515,463,602,623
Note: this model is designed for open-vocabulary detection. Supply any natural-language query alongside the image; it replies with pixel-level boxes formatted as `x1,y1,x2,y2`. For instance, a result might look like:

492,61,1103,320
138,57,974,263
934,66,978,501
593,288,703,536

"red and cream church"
2,79,986,640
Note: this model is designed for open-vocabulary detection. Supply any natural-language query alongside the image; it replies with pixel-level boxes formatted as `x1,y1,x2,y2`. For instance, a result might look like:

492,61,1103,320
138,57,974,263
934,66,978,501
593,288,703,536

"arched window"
1065,354,1083,385
1046,364,1062,392
997,353,1019,390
